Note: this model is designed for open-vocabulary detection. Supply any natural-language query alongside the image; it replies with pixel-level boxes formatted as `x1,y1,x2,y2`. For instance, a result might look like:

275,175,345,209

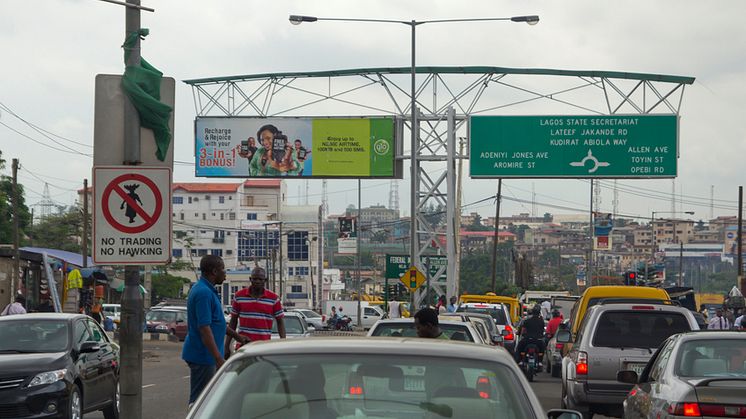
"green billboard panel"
469,115,678,178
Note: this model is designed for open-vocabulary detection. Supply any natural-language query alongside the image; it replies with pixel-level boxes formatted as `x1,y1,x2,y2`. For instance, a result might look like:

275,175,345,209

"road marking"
142,384,156,389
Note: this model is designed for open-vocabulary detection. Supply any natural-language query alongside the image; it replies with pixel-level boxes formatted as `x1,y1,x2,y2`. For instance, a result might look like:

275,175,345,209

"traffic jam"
181,285,744,419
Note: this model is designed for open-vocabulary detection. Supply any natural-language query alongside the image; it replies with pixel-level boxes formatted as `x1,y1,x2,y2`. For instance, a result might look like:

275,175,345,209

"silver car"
186,337,582,418
367,318,488,344
618,331,746,419
272,312,311,339
288,308,325,330
440,312,507,347
457,302,516,353
558,301,699,418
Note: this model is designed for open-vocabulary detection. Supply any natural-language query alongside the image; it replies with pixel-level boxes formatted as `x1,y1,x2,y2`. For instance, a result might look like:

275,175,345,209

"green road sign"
385,254,447,282
469,115,678,178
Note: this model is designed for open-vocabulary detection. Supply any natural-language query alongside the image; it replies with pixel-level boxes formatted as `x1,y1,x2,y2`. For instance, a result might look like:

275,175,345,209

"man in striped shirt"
225,267,285,357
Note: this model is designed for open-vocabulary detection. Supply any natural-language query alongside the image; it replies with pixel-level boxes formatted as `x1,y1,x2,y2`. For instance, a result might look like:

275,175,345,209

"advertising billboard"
469,114,678,178
195,117,396,178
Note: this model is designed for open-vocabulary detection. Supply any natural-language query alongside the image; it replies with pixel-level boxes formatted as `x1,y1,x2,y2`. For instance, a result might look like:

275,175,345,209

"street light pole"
289,12,538,305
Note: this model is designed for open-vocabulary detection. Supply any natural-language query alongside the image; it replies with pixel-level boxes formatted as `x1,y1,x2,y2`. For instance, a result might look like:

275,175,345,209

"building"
279,205,322,308
345,204,400,241
652,218,695,247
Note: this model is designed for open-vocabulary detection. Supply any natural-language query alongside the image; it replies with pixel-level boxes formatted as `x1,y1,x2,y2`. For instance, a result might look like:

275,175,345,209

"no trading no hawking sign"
93,166,172,264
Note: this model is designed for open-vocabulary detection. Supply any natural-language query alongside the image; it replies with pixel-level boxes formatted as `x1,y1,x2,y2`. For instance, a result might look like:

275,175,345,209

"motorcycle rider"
515,305,546,363
545,309,563,339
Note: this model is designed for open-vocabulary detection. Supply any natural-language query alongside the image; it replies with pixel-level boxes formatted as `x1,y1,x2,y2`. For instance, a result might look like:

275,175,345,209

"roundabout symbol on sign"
101,173,163,234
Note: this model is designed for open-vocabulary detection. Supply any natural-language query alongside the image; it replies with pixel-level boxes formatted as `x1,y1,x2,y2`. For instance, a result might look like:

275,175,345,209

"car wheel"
102,381,119,419
66,385,82,419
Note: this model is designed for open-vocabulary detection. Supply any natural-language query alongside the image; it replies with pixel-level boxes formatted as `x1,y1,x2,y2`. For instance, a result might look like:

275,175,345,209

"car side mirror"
79,341,101,354
501,329,511,337
547,409,582,419
616,370,639,384
556,330,572,344
491,335,504,344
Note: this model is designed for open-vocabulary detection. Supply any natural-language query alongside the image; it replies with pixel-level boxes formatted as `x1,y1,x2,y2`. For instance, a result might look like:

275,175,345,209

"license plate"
626,363,646,375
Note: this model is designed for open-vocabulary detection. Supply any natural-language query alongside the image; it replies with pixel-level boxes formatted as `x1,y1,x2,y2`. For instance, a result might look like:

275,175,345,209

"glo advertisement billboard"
195,117,396,178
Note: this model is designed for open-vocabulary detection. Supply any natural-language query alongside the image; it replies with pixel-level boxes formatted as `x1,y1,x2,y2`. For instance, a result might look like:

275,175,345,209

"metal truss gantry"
185,66,694,305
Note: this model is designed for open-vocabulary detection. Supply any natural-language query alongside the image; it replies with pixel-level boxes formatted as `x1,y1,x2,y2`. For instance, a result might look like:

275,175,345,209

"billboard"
338,217,357,255
195,117,396,178
469,115,678,178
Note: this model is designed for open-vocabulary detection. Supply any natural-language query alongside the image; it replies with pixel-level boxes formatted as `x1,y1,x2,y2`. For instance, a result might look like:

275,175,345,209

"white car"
288,308,325,330
272,312,312,339
367,318,489,344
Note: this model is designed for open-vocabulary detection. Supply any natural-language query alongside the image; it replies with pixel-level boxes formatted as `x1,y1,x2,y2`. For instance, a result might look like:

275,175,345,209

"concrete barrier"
111,331,180,342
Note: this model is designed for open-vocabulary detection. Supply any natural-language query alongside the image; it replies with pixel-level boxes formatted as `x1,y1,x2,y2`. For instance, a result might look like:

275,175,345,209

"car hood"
0,352,68,376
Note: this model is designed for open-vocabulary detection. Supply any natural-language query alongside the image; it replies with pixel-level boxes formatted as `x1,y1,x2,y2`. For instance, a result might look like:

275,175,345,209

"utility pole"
121,2,144,417
490,179,502,292
82,179,89,269
317,205,324,312
587,180,594,287
356,179,362,328
11,158,20,297
738,186,744,295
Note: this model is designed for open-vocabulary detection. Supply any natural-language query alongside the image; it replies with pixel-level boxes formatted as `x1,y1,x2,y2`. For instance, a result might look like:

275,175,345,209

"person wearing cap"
225,266,286,358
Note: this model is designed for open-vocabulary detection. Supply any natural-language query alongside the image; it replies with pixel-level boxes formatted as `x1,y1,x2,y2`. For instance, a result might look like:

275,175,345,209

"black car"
0,313,119,418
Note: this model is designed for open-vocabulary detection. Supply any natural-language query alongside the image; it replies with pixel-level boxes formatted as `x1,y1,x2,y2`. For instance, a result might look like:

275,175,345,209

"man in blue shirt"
182,255,228,405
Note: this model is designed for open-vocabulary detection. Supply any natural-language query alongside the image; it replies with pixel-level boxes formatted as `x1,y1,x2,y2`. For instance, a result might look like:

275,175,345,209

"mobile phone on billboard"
240,140,249,154
298,147,307,160
272,131,288,162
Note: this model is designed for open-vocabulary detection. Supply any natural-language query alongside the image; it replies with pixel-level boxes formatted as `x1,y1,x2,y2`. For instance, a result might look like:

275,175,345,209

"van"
323,300,384,329
568,286,670,337
459,293,521,323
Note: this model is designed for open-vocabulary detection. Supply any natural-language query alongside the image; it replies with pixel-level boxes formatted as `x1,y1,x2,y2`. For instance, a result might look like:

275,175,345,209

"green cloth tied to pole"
121,29,173,162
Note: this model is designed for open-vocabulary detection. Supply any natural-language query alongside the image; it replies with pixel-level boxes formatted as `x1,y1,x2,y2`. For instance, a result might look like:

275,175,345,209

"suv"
456,302,516,353
558,301,698,418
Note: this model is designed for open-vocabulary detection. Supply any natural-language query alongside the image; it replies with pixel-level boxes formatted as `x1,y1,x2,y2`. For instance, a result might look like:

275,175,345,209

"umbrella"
115,283,148,294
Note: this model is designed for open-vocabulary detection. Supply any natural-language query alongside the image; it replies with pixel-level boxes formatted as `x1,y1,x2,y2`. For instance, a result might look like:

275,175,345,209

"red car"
145,308,188,340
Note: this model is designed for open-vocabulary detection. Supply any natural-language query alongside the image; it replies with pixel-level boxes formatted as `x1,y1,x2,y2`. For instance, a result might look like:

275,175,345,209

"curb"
111,331,180,342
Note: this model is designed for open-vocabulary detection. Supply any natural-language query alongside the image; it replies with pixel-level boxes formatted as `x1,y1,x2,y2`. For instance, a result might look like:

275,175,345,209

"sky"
1,0,744,224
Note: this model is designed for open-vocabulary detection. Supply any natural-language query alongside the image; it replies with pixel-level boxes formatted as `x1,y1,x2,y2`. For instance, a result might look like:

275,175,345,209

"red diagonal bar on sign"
112,184,155,226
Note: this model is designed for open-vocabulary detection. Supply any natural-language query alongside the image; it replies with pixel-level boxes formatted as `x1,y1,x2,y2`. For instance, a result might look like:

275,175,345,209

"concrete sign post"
470,114,678,178
93,167,171,264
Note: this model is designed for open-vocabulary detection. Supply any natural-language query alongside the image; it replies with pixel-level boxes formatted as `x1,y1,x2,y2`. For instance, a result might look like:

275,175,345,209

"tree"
151,272,190,301
466,213,491,231
543,212,552,223
29,207,87,253
0,162,32,245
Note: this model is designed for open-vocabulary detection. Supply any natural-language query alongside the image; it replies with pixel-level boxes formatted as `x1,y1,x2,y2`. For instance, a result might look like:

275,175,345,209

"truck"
323,300,384,329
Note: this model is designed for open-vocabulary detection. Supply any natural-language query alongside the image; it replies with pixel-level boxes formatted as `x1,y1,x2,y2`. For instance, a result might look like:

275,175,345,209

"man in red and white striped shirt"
225,267,285,357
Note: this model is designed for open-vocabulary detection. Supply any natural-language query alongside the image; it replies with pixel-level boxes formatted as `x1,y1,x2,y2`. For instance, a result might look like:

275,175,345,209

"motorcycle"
519,340,544,382
326,315,353,331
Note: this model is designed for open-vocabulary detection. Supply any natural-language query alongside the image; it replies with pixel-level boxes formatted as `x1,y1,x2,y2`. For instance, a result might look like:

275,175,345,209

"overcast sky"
1,0,744,223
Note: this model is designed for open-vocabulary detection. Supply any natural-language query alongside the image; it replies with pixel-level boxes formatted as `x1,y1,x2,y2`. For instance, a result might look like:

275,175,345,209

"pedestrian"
734,311,744,330
1,294,27,316
707,308,731,330
446,296,458,313
436,295,447,314
541,300,552,319
35,295,55,312
414,307,449,339
388,300,402,319
182,255,228,407
224,266,285,358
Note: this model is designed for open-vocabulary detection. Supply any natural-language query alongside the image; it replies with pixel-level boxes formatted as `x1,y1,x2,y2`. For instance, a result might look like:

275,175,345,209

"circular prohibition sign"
101,173,163,234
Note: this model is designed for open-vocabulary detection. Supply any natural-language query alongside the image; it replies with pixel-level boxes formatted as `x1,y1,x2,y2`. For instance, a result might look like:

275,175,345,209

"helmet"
531,305,541,316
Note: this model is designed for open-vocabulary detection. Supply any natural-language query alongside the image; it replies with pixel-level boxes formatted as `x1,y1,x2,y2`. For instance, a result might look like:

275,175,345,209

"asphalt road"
86,339,617,419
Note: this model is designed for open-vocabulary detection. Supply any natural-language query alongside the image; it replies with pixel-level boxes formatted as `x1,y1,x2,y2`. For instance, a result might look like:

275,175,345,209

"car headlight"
28,369,67,387
155,325,168,330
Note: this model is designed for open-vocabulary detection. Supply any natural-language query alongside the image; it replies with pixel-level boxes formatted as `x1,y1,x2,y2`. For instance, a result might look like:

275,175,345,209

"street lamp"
290,13,539,303
305,236,318,308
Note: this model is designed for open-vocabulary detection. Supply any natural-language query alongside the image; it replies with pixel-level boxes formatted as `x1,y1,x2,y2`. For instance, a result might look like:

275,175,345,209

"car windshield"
103,306,118,315
274,316,304,334
456,306,508,325
676,339,746,377
193,354,533,419
0,319,69,353
592,311,691,349
370,323,475,342
147,311,177,322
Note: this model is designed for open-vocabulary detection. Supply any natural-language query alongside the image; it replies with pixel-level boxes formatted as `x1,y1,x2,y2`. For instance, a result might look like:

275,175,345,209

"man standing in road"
414,307,449,339
388,300,402,319
225,266,285,356
182,255,228,406
446,296,458,313
708,308,731,330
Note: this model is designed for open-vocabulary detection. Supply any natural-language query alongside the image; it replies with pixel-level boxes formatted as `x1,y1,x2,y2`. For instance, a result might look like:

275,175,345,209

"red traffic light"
629,272,636,279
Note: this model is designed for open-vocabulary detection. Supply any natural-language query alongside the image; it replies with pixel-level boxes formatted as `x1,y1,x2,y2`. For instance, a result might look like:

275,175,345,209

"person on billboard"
238,137,257,171
249,124,281,176
294,139,309,176
280,143,301,176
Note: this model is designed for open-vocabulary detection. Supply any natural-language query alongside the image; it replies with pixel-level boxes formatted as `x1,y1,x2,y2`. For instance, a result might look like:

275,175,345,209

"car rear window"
273,316,304,334
675,339,746,377
194,354,534,419
592,311,691,349
371,323,475,342
457,306,508,325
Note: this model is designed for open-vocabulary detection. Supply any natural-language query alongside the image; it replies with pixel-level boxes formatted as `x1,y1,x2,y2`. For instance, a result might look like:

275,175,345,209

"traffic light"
624,271,638,286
